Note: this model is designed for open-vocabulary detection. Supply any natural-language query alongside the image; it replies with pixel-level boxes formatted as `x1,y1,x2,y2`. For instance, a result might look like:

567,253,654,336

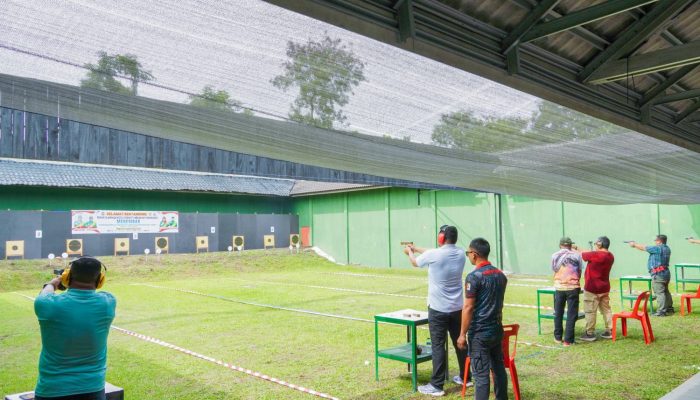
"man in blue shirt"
405,225,469,396
629,234,673,316
457,238,508,400
34,256,116,400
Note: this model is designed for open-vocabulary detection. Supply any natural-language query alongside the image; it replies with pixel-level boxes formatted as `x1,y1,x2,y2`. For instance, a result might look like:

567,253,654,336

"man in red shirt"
576,236,614,341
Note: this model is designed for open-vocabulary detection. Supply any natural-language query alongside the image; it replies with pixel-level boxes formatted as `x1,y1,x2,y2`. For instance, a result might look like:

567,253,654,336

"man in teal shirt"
34,257,116,400
629,234,673,316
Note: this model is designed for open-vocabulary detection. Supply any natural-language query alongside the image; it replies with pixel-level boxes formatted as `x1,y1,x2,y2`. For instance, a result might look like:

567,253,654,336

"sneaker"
452,375,473,387
418,383,445,397
554,337,563,344
562,341,573,347
652,312,667,317
579,332,597,342
600,330,613,339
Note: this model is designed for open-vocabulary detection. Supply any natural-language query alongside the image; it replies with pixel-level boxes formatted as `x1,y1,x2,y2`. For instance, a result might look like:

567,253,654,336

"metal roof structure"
0,158,375,197
265,0,700,152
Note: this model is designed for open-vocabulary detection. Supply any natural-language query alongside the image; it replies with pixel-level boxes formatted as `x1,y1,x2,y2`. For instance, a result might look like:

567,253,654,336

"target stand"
155,237,169,254
5,240,24,260
114,238,130,256
232,235,244,254
66,239,84,257
196,236,209,253
289,234,301,254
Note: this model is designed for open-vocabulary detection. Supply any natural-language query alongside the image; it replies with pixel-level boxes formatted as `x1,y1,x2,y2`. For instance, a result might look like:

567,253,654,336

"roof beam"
640,64,697,106
651,88,700,105
394,0,415,43
579,0,695,83
676,100,700,123
587,40,700,84
501,0,561,54
522,0,659,43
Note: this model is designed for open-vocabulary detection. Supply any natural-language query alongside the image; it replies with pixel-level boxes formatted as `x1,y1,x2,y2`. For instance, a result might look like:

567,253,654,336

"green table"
619,275,655,312
674,263,700,292
536,287,585,334
375,309,441,392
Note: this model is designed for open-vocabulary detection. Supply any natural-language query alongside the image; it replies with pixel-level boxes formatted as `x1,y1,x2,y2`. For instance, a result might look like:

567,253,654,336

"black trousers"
554,288,580,343
469,334,508,400
428,307,470,389
34,389,106,400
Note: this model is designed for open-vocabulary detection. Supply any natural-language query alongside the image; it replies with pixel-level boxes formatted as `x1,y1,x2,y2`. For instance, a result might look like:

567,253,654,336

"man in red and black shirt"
457,238,508,400
576,236,614,341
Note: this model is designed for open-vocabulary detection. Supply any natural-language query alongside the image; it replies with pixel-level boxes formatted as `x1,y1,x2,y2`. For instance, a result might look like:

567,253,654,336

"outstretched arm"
628,241,647,251
688,238,700,245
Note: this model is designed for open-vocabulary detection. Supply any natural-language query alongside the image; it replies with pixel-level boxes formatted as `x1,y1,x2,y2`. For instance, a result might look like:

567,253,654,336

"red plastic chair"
612,291,654,345
461,324,521,400
680,285,700,315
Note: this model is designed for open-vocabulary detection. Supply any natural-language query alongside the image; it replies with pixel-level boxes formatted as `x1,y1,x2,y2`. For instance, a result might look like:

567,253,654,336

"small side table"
536,287,585,334
674,263,700,292
619,275,655,312
375,309,443,392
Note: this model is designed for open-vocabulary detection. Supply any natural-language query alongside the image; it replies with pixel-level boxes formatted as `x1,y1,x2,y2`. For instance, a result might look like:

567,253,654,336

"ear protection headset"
60,256,107,289
437,225,449,246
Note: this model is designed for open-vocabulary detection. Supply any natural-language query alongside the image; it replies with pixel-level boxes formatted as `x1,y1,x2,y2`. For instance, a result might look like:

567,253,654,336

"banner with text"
71,210,179,234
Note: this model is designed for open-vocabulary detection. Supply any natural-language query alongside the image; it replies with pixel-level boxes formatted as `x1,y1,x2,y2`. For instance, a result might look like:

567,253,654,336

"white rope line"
133,284,374,323
321,271,426,281
228,278,426,299
13,293,340,399
110,326,340,400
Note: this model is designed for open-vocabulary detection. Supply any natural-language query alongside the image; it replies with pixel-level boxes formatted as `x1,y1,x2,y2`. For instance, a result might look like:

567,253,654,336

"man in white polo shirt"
404,225,469,396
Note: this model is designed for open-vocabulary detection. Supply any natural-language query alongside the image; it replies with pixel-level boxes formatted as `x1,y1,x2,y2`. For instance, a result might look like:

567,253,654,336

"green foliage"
431,111,529,152
188,85,243,112
81,52,154,95
432,101,617,152
272,35,366,129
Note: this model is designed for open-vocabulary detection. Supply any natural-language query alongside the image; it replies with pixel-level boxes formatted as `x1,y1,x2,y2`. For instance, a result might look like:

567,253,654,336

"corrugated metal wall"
292,189,700,278
0,186,290,214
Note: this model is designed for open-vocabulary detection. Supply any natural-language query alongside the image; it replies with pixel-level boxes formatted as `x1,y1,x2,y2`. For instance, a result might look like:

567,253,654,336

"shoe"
562,341,573,347
452,375,474,387
665,308,675,315
554,337,562,344
600,331,613,339
579,332,597,342
418,383,445,396
652,312,667,317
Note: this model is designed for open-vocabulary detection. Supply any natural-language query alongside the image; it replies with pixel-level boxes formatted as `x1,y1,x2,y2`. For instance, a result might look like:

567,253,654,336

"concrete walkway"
660,372,700,400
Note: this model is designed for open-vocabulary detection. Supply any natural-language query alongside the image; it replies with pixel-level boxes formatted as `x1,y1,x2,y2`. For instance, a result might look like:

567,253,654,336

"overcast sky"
0,0,552,143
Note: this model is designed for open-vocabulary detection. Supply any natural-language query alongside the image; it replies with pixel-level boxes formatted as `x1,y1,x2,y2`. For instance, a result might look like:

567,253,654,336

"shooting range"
1,1,700,399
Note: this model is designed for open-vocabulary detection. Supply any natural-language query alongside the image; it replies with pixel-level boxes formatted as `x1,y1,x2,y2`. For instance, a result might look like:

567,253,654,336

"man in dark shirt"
457,238,508,400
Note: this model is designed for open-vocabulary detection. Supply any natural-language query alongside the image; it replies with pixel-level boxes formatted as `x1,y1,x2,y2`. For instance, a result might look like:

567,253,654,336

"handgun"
400,241,414,246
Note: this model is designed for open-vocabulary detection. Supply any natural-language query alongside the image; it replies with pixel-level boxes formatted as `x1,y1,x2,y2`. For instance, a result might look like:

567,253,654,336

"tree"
431,111,528,152
189,85,243,113
81,52,154,95
271,35,366,129
431,101,617,153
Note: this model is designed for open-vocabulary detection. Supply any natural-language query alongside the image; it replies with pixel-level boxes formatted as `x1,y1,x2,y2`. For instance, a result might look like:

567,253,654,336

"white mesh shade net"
0,0,699,204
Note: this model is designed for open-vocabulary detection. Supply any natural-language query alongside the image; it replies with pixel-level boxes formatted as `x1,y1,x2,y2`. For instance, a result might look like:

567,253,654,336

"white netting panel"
0,0,699,204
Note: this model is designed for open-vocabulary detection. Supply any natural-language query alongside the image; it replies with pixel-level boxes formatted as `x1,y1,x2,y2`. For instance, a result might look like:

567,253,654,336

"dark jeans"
428,307,470,389
554,288,580,343
34,389,106,400
469,334,508,400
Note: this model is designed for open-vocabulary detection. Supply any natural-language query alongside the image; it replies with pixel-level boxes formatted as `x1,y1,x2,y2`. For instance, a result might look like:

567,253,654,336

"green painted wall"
563,203,658,277
0,186,290,214
293,190,700,278
501,196,563,275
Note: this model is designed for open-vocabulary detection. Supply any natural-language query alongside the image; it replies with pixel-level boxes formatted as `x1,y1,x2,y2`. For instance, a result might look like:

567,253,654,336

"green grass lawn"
1,251,699,399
